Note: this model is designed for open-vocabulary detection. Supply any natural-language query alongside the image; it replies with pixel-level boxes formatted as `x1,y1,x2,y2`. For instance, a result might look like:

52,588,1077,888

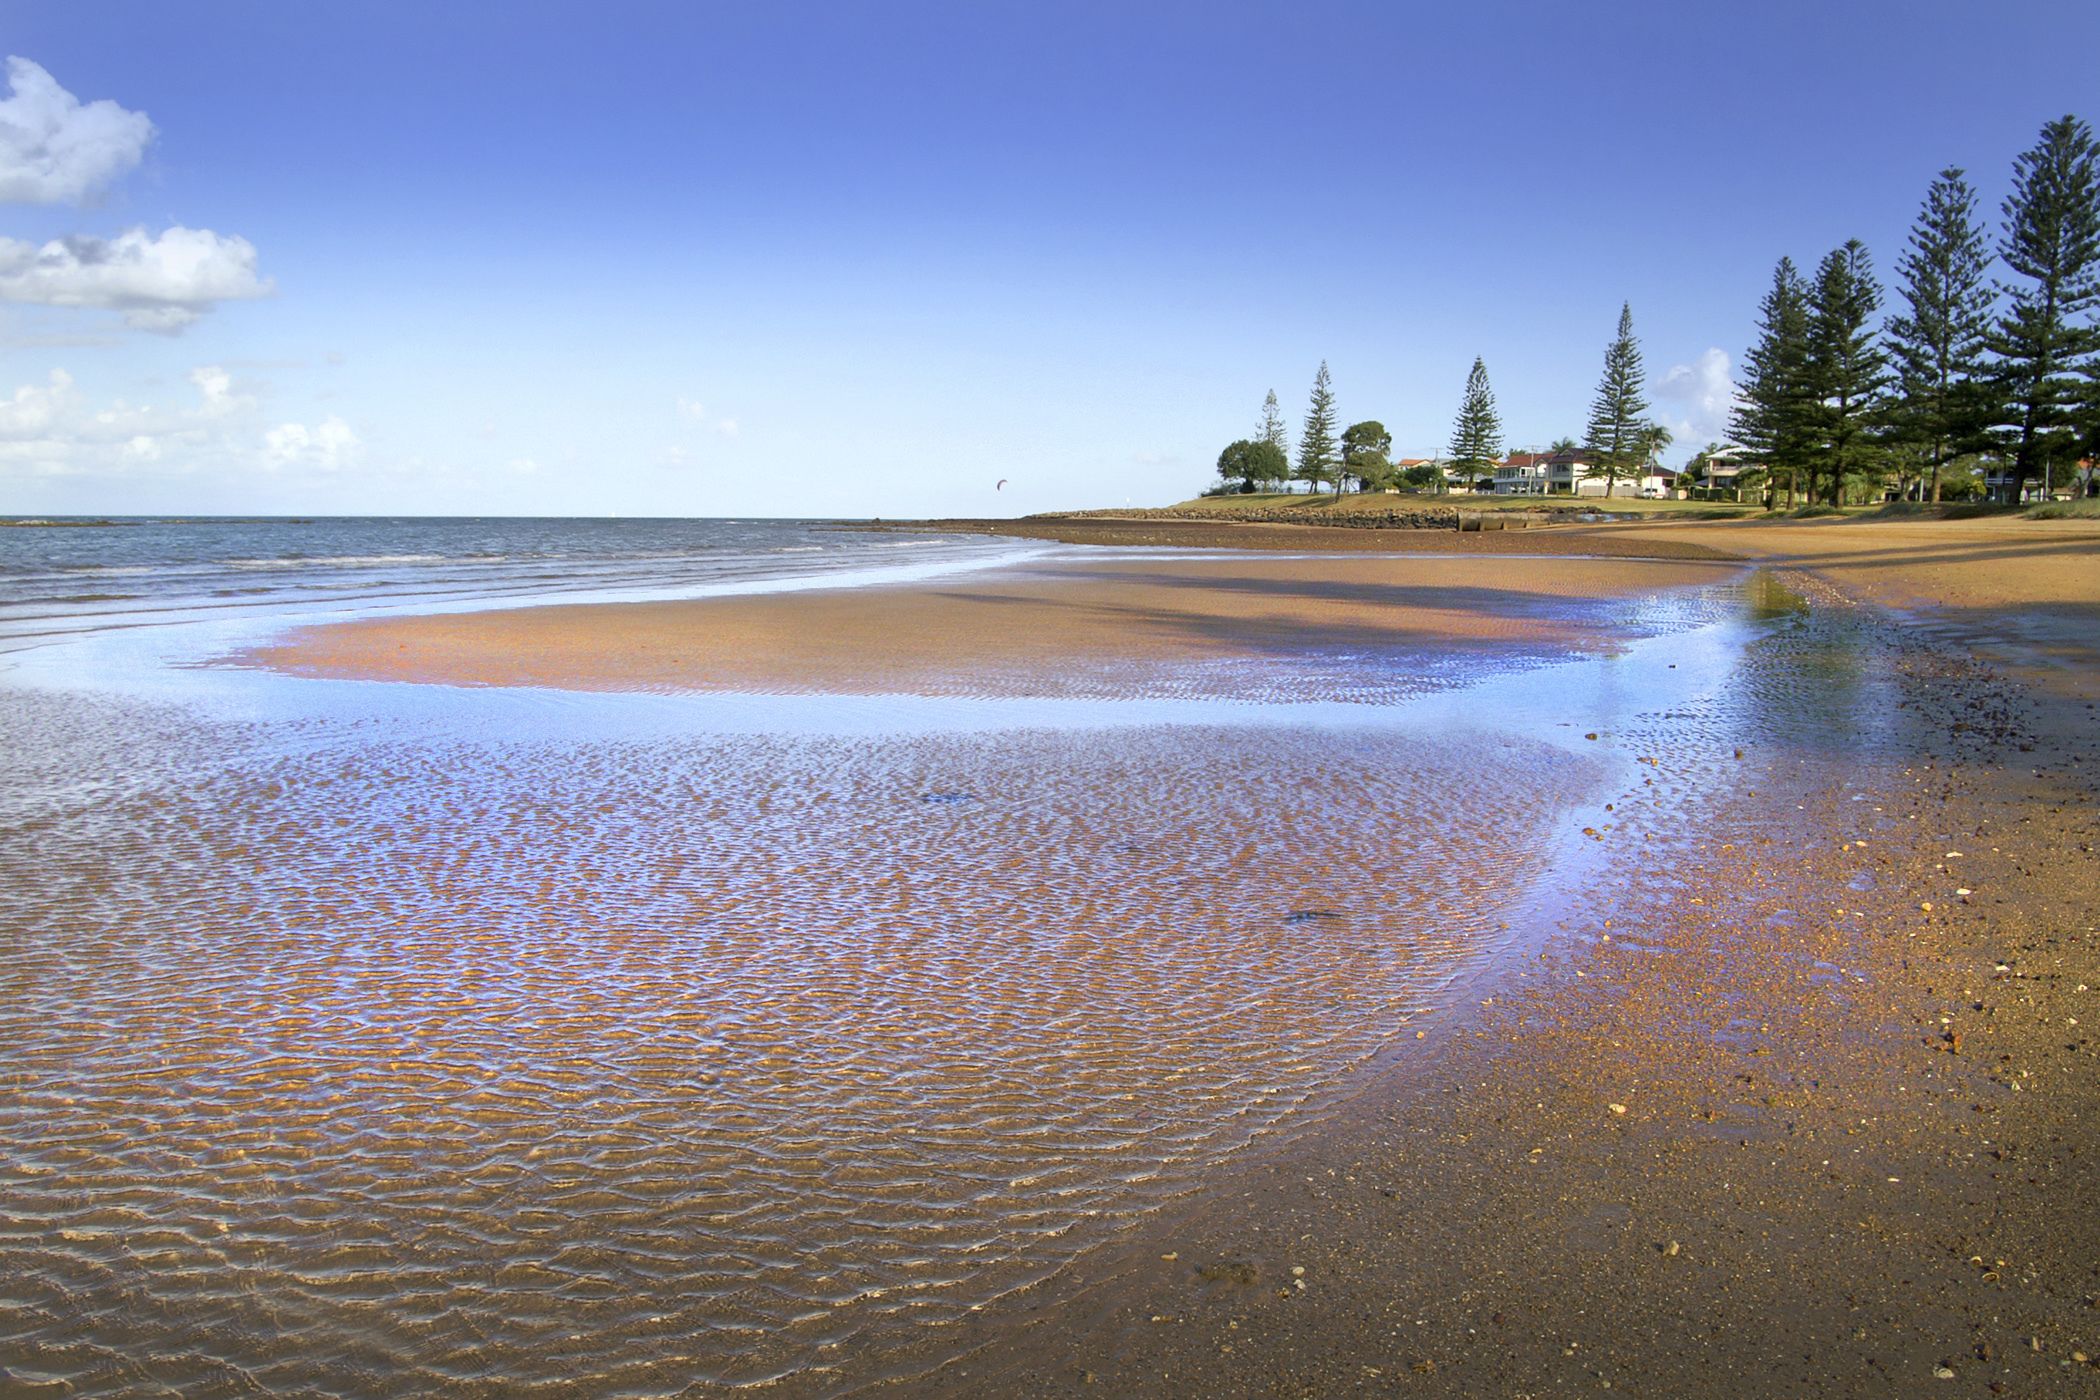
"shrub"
2026,498,2100,519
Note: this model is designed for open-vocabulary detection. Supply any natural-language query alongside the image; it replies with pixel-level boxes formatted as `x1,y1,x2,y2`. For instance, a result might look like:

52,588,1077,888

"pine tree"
1803,240,1888,506
1254,388,1290,489
1447,357,1504,489
1990,115,2100,499
1731,258,1813,507
1580,302,1651,497
1296,362,1339,495
1886,168,1995,502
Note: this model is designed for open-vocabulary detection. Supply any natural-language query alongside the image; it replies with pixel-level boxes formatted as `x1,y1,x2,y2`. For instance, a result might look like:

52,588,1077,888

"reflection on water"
0,570,1853,1394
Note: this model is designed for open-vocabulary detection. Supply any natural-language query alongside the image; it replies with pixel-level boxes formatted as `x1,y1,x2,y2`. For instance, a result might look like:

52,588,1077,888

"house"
2001,458,2100,500
1694,447,1765,501
1634,464,1683,499
1491,451,1552,495
1488,446,1641,496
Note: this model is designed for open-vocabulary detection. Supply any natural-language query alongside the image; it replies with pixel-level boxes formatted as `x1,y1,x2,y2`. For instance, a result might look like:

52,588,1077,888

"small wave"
227,554,453,570
774,546,825,554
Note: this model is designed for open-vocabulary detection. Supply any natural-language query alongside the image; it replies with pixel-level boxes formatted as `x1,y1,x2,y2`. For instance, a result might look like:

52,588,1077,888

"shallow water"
1,554,1780,1394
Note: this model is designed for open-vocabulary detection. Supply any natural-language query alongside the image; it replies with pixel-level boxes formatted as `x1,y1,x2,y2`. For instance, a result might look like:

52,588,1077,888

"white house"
1491,447,1656,497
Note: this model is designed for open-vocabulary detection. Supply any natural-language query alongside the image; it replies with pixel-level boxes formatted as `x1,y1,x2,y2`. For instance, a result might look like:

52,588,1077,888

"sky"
2,1,2097,519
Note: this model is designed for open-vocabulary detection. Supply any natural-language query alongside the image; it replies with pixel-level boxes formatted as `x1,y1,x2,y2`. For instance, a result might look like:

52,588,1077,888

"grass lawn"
1166,491,1761,519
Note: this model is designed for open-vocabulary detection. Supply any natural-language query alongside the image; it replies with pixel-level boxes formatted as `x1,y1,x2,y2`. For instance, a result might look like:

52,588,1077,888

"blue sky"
2,1,2097,517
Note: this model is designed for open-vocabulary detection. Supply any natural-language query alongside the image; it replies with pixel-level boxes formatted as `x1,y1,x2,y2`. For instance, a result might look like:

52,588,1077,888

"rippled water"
0,516,1026,653
0,551,1769,1395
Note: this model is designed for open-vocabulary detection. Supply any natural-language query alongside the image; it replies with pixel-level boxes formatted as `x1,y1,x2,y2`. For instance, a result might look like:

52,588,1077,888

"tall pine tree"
1447,357,1504,490
1991,114,2100,499
1296,362,1339,496
1581,302,1651,497
1256,389,1290,489
1730,258,1813,507
1804,240,1888,506
1886,167,1994,502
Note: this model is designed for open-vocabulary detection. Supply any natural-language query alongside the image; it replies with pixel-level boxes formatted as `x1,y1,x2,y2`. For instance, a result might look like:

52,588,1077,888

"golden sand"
247,553,1740,694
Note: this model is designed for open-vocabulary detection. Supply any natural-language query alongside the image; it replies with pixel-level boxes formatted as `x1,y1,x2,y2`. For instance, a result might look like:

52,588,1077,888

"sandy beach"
7,514,2094,1396
225,514,2100,1394
246,552,1738,699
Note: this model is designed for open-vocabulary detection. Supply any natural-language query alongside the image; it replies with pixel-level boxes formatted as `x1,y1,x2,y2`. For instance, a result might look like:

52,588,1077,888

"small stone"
1160,1252,1178,1261
1609,1103,1628,1115
1663,1240,1680,1257
1289,1265,1305,1277
1585,732,1599,741
1934,1365,1956,1380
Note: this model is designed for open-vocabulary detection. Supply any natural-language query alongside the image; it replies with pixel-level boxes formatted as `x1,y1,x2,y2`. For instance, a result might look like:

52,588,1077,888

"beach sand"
244,553,1738,699
173,519,2100,1391
847,513,2100,1396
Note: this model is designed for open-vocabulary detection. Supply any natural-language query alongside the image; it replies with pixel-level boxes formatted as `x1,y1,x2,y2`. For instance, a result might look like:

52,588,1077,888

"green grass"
1173,491,1757,518
2026,498,2100,519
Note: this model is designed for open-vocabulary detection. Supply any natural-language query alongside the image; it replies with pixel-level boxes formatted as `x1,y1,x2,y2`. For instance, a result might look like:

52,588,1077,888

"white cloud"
675,395,707,420
0,366,368,483
505,456,541,476
0,226,273,332
263,415,359,471
189,364,250,417
0,57,154,205
0,366,216,476
1654,348,1738,450
0,367,75,436
712,417,739,437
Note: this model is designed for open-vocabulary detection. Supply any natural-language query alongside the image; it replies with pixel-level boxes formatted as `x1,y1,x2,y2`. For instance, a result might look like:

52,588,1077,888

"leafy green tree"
1990,115,2100,499
1216,438,1287,493
1804,240,1888,506
1731,257,1814,508
1399,461,1445,491
1448,357,1504,490
1886,167,1995,502
1340,420,1392,493
1296,361,1340,495
1581,302,1651,496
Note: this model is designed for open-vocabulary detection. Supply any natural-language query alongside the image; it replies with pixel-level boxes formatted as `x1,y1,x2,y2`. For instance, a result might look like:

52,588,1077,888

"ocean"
0,515,1029,654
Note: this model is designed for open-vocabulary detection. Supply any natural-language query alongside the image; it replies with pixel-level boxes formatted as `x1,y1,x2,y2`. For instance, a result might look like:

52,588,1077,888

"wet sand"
863,515,2100,1395
245,553,1739,699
